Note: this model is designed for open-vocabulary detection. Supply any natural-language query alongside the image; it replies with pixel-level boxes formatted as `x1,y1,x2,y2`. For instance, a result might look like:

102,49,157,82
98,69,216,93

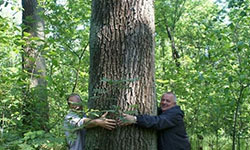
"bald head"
164,92,177,102
67,93,82,110
160,92,177,112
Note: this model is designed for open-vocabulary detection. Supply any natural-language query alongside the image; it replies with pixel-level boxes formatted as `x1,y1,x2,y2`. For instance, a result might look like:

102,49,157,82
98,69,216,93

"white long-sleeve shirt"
64,111,87,150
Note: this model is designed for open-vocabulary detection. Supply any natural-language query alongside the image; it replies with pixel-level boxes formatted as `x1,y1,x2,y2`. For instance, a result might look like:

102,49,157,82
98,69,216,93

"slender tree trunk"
86,0,157,149
166,24,180,67
22,0,48,131
232,85,244,150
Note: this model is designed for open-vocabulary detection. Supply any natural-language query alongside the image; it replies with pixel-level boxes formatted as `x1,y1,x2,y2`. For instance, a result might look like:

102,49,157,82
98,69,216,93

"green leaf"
0,0,4,6
124,110,137,114
4,1,8,7
240,11,247,17
30,37,40,41
228,76,233,83
156,79,168,83
23,32,31,37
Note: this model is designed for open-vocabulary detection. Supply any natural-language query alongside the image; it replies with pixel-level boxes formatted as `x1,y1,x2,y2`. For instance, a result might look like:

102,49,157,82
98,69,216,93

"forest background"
0,0,249,150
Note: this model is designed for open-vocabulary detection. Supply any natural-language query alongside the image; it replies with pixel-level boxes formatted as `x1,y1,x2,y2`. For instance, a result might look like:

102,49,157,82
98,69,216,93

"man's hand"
84,112,116,130
95,112,117,130
119,113,137,126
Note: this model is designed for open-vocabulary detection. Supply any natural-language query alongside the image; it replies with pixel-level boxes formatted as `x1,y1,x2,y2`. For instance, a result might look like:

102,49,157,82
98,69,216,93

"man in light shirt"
64,93,116,150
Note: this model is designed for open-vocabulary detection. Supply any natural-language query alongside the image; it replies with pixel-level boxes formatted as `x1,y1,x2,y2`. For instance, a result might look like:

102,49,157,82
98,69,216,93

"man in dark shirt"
122,92,191,150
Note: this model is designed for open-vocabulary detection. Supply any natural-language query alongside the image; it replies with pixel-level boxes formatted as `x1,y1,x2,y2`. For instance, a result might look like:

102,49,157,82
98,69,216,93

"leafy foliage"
0,0,249,149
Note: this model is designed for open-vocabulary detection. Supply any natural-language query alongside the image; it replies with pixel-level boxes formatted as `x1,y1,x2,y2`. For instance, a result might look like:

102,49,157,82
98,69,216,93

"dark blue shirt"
136,105,191,150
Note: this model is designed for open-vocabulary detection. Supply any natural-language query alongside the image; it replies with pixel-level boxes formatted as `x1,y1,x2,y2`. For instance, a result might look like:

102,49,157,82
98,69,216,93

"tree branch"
72,43,89,93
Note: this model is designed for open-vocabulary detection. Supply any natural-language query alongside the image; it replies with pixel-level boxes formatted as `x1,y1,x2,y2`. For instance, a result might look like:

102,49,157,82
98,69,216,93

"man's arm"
65,112,116,130
122,112,178,130
84,112,116,130
65,112,85,128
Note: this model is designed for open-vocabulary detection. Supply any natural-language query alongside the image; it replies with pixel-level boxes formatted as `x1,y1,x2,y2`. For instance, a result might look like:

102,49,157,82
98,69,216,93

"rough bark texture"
86,0,157,149
22,0,48,131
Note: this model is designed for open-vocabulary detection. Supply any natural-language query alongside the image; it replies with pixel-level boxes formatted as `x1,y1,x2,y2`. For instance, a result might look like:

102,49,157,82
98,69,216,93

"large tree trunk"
86,0,157,150
22,0,48,131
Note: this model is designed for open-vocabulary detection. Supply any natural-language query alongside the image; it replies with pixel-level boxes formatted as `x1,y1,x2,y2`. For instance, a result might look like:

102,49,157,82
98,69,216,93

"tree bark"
22,0,48,131
86,0,157,149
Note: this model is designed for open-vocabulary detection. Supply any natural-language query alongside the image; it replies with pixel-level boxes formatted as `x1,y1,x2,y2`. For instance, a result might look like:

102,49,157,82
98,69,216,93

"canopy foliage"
0,0,249,149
